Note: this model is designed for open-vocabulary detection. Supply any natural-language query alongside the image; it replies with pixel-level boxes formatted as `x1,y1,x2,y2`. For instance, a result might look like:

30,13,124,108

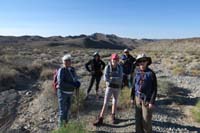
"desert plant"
40,68,54,80
118,87,132,109
52,121,87,133
191,100,200,123
157,79,175,97
0,67,19,91
71,89,86,115
172,65,185,76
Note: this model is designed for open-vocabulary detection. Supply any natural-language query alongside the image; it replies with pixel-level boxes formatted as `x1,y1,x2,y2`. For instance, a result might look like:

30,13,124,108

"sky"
0,0,200,39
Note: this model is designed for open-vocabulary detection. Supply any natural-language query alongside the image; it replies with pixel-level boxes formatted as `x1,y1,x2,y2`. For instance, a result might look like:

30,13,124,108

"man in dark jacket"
121,49,136,88
85,52,105,99
57,54,81,127
131,53,157,133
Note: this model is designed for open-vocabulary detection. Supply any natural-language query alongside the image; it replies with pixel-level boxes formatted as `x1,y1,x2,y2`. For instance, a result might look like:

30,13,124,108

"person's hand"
73,81,81,88
149,103,156,109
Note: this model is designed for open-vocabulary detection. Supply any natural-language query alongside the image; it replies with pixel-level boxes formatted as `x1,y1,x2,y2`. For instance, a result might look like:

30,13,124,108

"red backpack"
52,69,58,94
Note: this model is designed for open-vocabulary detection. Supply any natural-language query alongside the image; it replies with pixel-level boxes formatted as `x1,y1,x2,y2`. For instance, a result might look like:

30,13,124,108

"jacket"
131,68,157,104
85,59,105,76
57,67,78,92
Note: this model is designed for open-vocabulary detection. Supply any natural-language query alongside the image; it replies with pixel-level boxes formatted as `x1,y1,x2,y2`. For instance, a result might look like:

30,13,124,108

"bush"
157,79,175,97
172,65,185,76
118,87,131,109
0,67,19,91
40,68,54,80
191,100,200,123
52,121,87,133
71,89,86,115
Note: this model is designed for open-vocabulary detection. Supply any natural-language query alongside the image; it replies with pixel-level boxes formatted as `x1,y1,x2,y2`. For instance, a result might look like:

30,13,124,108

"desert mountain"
0,33,156,49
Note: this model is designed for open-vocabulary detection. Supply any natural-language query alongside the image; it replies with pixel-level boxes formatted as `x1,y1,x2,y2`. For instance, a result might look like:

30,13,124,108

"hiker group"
54,49,157,133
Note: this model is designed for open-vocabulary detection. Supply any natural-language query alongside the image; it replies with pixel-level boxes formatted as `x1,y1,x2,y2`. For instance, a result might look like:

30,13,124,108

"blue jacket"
131,68,157,104
57,67,78,92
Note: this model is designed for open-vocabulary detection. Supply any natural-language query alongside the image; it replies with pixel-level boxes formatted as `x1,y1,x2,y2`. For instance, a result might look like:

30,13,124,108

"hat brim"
135,57,152,66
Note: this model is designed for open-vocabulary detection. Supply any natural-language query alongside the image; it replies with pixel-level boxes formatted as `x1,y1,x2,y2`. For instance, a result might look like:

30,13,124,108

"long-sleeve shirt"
57,67,78,93
85,59,105,76
131,68,157,104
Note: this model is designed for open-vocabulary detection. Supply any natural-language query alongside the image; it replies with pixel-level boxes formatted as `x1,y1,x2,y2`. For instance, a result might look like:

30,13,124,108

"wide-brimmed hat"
135,53,152,66
111,53,119,60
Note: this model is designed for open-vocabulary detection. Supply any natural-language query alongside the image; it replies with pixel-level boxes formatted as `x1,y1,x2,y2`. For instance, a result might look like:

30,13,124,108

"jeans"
57,89,73,127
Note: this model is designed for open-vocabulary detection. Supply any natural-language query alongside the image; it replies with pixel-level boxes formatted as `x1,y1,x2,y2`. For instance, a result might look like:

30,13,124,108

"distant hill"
0,33,200,49
0,33,155,49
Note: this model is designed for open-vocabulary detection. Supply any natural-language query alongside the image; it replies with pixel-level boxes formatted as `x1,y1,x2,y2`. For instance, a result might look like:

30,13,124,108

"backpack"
52,69,58,93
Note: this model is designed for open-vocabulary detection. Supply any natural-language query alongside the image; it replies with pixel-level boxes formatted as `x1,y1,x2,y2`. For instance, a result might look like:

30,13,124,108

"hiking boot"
93,117,103,126
111,114,116,124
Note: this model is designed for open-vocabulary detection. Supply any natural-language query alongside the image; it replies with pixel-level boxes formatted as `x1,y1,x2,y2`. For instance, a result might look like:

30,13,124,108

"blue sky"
0,0,200,39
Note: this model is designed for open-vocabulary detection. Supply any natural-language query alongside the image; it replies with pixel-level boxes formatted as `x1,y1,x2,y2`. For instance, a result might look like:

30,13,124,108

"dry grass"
157,79,175,97
191,100,200,123
118,87,132,109
0,66,19,91
40,68,54,80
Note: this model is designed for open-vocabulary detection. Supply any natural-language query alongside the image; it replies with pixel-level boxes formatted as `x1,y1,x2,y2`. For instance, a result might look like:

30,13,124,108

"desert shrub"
71,89,86,115
40,68,54,80
172,65,185,76
187,62,200,76
191,100,200,123
36,81,86,116
0,67,19,91
28,61,43,79
118,87,131,109
52,121,87,133
189,70,200,77
157,79,175,97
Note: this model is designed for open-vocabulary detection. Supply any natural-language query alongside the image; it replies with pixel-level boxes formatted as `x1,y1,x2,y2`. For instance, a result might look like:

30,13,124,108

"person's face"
95,55,100,60
124,51,129,56
111,59,118,67
138,58,148,71
64,60,71,67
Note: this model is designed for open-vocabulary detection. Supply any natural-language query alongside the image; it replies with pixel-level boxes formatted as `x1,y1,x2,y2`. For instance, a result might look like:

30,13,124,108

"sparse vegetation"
191,100,200,123
52,121,87,133
40,68,54,80
172,65,185,76
157,79,175,97
118,87,132,109
71,89,86,115
0,66,19,91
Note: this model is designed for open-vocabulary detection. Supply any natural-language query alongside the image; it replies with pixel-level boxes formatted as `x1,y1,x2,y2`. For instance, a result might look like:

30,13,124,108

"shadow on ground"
153,120,200,132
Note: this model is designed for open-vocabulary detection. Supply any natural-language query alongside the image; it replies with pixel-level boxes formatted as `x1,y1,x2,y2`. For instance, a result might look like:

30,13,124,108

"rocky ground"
78,62,200,133
1,60,199,133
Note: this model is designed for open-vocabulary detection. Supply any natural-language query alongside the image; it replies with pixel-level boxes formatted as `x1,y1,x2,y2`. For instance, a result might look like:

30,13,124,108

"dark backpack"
52,69,58,93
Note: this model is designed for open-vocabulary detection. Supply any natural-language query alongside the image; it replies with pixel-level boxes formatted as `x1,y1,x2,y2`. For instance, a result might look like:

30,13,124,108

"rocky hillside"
0,33,155,49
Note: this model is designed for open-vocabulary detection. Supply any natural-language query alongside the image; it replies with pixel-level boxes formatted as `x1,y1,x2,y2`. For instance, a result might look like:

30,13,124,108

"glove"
73,81,81,88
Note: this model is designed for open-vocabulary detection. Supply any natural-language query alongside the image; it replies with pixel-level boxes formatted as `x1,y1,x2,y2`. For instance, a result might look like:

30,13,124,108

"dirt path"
78,63,200,132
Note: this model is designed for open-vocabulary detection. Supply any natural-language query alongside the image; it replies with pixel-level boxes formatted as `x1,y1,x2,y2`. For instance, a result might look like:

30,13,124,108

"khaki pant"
135,97,152,133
